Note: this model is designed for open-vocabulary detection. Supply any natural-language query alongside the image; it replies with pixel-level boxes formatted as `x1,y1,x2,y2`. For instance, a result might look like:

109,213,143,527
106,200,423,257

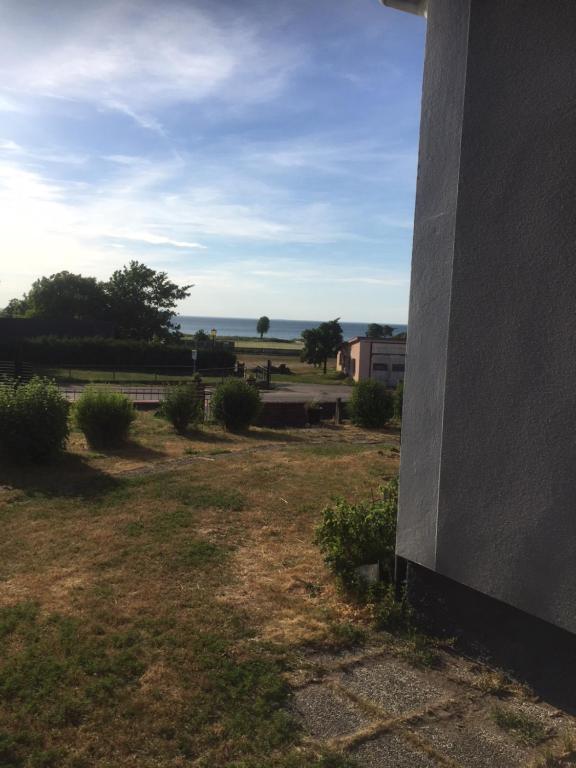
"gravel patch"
291,683,373,740
336,657,456,716
351,732,437,768
415,713,535,768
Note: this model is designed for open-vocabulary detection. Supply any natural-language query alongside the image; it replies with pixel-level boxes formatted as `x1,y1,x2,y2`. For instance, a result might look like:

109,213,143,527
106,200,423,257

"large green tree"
256,315,270,339
5,271,107,321
105,261,193,340
301,318,343,374
2,262,193,341
366,323,394,339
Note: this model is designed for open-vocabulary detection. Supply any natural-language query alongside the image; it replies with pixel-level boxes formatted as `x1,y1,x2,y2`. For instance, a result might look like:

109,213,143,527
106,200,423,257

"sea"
177,316,407,341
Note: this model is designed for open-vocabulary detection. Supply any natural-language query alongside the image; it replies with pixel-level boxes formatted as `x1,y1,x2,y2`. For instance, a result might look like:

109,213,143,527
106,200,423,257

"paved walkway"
291,642,576,767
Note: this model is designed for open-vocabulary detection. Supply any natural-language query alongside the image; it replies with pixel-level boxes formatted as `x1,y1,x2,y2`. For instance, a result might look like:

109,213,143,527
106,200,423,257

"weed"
373,584,412,633
399,634,444,669
472,669,512,697
491,706,547,745
327,622,367,650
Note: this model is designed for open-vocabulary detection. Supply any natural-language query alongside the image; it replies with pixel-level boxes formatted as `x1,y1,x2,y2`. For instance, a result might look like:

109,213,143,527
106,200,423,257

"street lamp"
210,328,217,349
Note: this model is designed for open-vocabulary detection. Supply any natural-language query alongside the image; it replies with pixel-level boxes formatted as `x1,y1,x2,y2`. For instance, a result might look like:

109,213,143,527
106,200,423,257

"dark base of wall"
403,560,576,713
254,401,343,429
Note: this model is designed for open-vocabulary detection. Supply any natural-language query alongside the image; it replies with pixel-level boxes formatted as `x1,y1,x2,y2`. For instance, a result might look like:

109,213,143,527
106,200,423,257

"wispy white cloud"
0,1,304,130
104,232,207,250
0,138,88,166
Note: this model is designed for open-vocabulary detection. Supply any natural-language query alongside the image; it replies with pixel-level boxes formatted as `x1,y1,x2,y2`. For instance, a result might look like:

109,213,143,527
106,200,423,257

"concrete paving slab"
336,656,456,716
415,713,534,768
351,732,437,768
291,683,373,741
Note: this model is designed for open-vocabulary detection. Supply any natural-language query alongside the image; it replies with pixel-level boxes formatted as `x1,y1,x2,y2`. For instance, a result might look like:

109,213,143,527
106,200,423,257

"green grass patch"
491,706,547,745
0,604,144,730
178,539,226,568
152,482,245,511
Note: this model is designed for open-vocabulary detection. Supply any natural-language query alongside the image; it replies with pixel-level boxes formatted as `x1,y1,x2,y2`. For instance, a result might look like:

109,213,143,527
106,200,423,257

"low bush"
315,476,398,591
0,377,70,462
210,378,261,432
348,379,393,428
75,387,135,448
160,383,204,433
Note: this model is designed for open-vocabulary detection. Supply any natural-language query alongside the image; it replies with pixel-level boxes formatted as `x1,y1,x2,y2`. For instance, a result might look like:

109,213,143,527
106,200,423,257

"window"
392,364,405,372
373,363,388,371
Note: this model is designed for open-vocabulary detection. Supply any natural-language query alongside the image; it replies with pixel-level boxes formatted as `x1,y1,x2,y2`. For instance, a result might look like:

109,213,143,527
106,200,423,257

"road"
60,382,353,404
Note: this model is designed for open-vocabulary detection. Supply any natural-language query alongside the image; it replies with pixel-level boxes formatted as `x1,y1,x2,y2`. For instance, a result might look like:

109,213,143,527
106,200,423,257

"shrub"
210,378,261,432
315,477,398,591
349,379,393,428
160,383,204,433
75,387,135,448
0,377,70,462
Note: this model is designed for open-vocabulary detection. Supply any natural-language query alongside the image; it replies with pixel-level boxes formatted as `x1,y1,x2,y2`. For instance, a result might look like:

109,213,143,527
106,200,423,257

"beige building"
336,337,406,386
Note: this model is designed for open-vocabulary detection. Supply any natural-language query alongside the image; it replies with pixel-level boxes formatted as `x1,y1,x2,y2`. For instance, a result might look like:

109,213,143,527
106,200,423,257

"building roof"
380,0,427,17
342,336,407,346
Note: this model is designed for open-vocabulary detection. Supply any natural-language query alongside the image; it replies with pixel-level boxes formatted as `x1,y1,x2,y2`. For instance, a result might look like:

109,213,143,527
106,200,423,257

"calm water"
177,316,407,341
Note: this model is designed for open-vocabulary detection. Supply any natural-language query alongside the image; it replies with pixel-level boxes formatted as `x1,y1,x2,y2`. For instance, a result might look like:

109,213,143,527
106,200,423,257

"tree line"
1,261,192,341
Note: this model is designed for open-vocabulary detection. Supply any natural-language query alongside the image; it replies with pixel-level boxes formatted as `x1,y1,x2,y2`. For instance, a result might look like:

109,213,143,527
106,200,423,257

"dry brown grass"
0,412,398,767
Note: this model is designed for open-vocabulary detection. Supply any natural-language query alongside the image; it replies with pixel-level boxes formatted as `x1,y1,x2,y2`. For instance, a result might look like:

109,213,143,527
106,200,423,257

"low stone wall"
254,400,346,428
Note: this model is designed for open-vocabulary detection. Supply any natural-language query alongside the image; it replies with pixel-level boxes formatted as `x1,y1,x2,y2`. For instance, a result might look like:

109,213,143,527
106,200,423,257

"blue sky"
0,0,426,322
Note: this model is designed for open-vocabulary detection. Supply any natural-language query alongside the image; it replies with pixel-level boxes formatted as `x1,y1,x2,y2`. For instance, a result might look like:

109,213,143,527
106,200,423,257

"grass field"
234,339,303,351
42,356,347,386
0,414,399,767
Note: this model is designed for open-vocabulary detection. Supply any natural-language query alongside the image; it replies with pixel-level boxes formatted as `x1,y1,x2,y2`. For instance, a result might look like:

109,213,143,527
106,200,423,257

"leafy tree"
366,323,394,339
301,318,343,374
193,329,210,343
104,261,192,341
4,272,107,321
1,297,29,317
3,262,193,341
256,315,270,339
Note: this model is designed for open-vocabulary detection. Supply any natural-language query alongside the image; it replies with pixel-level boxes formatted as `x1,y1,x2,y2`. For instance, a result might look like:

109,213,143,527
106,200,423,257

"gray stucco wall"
397,0,576,633
396,0,470,569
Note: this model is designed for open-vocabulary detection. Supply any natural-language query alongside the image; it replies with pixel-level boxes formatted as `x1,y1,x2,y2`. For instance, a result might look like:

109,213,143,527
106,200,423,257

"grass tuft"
491,706,547,746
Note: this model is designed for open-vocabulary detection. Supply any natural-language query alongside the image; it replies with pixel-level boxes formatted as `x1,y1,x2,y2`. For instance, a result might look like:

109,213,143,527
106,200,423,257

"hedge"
0,336,236,370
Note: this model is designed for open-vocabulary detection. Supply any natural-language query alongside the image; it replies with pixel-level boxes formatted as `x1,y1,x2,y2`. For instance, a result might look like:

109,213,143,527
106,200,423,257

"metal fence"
0,360,34,383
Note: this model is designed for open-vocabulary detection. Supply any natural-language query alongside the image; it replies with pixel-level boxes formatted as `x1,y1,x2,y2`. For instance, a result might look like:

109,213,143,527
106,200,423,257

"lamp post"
210,328,217,349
